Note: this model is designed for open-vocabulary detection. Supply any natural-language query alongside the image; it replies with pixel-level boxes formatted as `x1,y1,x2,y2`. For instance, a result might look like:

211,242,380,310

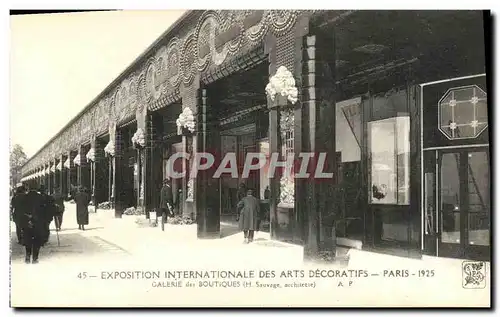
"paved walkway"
10,203,490,307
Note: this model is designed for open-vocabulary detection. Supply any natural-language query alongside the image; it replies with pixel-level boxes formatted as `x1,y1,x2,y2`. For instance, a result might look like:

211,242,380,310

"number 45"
78,272,88,279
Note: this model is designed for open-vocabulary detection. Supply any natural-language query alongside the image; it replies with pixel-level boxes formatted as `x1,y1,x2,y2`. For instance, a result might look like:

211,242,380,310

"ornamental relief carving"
32,10,305,169
181,34,198,85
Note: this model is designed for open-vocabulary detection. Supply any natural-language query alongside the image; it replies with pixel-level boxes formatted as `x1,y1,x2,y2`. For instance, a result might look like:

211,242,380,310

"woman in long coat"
237,189,260,244
74,187,90,230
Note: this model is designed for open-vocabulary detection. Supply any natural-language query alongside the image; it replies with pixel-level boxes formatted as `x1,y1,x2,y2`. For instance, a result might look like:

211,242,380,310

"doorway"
423,147,490,260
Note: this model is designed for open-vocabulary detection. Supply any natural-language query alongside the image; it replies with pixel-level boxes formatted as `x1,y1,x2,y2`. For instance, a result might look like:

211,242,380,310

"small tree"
10,144,28,187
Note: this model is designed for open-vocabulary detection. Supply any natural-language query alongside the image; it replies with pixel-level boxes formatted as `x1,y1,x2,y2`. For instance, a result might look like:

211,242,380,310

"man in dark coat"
52,187,65,231
74,187,90,230
38,185,56,245
11,185,27,244
22,187,50,263
237,189,260,244
159,179,174,224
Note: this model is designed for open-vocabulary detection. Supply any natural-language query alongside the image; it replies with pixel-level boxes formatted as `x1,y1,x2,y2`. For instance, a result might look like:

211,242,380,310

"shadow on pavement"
220,223,241,238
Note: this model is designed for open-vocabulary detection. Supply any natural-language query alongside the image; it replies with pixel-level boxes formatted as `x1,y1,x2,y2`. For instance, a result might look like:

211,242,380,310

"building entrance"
421,74,490,261
424,147,490,261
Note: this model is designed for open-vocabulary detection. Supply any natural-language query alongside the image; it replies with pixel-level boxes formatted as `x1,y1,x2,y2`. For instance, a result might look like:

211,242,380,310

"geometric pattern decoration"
438,85,487,140
20,10,307,176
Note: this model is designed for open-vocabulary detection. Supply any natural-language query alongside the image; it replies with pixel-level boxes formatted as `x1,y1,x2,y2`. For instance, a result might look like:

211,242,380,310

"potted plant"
176,107,196,136
265,66,299,105
131,128,146,149
86,148,96,162
104,140,115,157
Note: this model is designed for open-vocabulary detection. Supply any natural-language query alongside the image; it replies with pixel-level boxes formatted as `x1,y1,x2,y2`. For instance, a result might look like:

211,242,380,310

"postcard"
9,9,491,307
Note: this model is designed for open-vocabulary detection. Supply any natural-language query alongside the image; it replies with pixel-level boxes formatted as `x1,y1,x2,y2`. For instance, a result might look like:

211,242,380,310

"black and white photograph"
8,8,492,307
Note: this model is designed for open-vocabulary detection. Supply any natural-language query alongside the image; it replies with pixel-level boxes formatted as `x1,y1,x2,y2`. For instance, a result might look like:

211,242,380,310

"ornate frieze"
24,10,311,173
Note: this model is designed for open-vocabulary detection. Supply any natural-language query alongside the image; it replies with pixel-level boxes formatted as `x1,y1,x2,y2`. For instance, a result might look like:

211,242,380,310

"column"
196,87,221,239
267,95,281,240
67,151,73,199
52,159,57,194
108,149,113,207
77,146,83,188
113,128,124,218
145,113,163,217
81,146,90,191
90,137,97,211
301,27,338,262
94,139,107,208
45,164,49,189
264,15,310,242
60,154,67,197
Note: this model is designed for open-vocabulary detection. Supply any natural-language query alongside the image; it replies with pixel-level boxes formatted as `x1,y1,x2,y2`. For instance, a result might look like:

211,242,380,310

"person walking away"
38,185,56,245
237,189,260,244
236,182,247,217
159,179,174,225
52,187,65,231
22,188,48,263
11,185,27,244
74,187,90,230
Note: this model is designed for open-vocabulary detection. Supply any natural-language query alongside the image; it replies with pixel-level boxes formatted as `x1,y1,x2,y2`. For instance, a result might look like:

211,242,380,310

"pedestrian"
159,179,174,224
264,186,270,199
22,187,49,263
236,189,260,244
38,185,56,245
11,185,27,244
237,183,247,201
74,186,90,230
52,187,65,231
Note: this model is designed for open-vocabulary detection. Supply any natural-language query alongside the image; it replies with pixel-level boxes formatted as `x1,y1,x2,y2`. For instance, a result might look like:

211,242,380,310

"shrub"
98,201,112,210
123,207,145,216
167,215,194,225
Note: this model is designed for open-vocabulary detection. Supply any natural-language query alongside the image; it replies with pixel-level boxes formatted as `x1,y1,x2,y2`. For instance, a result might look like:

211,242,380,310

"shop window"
368,116,410,205
438,85,487,140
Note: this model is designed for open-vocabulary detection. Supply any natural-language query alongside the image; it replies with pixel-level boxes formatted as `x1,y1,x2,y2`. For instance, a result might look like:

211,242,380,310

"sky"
9,10,186,158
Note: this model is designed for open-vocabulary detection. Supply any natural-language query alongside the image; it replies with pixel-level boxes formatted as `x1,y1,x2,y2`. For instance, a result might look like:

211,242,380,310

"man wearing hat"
11,184,27,244
159,178,174,226
38,185,56,244
52,187,65,231
22,186,49,263
237,189,260,244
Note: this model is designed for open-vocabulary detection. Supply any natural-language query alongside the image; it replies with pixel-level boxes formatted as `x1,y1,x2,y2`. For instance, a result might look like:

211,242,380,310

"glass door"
437,147,490,260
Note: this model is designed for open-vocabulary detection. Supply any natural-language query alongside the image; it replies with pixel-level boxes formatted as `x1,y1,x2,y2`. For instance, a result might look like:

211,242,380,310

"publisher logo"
462,261,486,289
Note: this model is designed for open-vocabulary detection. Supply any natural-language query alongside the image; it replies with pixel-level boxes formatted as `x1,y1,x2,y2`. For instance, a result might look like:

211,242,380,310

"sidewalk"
11,203,490,307
62,203,306,267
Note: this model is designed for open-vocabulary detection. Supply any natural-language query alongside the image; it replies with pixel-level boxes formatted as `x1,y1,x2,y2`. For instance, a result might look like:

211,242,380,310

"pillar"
301,27,338,262
81,146,91,191
52,159,56,194
195,86,221,238
90,137,97,211
60,154,67,197
67,151,74,199
77,145,83,188
45,164,49,189
264,14,310,242
113,128,124,217
145,113,163,217
94,139,108,206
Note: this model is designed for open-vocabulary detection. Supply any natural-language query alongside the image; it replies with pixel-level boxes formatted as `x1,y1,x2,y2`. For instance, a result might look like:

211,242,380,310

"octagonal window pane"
438,85,487,140
476,100,488,123
455,101,475,124
440,103,453,127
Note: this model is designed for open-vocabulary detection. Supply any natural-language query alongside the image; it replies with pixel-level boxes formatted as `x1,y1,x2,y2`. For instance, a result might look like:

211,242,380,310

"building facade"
20,10,490,261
